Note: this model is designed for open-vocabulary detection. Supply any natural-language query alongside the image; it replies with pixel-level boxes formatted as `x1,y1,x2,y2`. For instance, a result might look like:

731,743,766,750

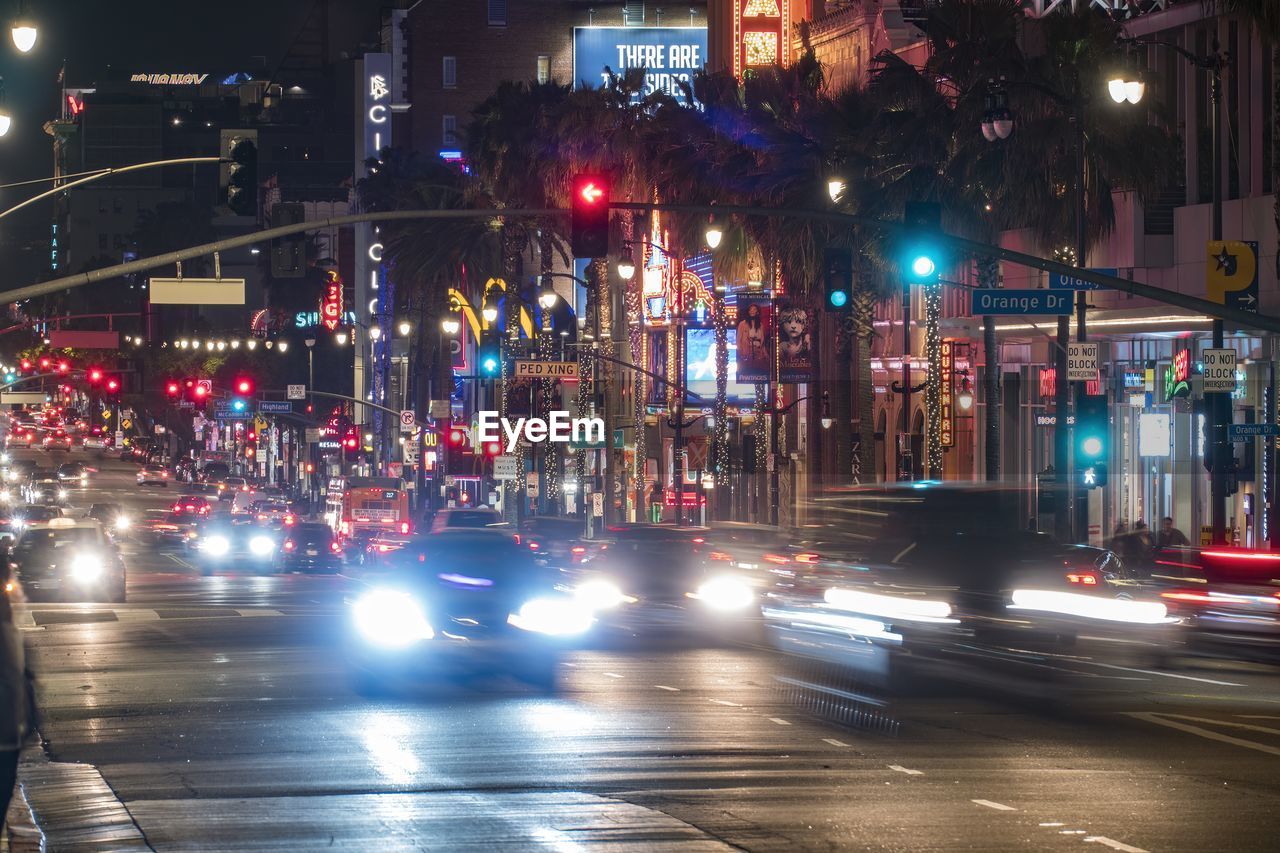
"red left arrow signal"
579,182,604,204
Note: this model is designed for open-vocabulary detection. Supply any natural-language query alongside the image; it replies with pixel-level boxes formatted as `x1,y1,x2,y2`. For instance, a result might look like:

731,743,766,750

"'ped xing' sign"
1201,348,1238,393
1066,342,1099,382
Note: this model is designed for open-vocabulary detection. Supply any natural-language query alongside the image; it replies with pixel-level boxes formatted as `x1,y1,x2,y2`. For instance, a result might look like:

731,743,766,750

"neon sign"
1165,349,1191,400
733,0,790,78
320,270,344,332
940,340,954,448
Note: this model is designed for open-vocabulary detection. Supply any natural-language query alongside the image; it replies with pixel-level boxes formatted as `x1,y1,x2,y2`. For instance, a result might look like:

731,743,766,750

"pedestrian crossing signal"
1080,463,1107,489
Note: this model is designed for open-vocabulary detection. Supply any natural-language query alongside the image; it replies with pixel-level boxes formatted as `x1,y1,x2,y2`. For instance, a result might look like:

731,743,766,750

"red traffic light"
449,429,466,446
234,377,254,395
484,442,501,457
104,377,121,393
37,357,51,370
56,360,70,374
165,380,181,397
19,359,31,371
193,379,211,399
578,180,604,205
246,431,256,442
570,173,610,258
86,367,103,384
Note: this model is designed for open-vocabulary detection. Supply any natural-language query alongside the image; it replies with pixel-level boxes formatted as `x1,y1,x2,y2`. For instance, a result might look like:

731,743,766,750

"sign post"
493,455,518,481
399,410,416,433
1202,348,1238,393
1066,342,1099,382
971,290,1073,315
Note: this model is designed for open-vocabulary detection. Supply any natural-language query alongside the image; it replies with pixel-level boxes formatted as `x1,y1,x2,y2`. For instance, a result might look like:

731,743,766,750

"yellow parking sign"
1207,240,1259,312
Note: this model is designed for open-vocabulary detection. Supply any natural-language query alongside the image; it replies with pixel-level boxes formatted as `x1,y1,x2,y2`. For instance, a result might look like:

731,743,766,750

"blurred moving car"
41,428,73,451
518,516,599,567
8,518,126,602
137,465,170,486
761,485,1176,689
251,500,293,525
10,505,63,530
216,477,248,500
345,530,593,691
4,427,35,449
87,503,132,538
56,461,89,485
427,507,504,533
170,495,212,517
23,470,69,505
191,518,279,575
1151,546,1280,661
277,522,343,573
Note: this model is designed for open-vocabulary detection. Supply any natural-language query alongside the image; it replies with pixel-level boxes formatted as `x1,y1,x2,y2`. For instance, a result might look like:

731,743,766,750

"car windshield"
292,524,332,544
16,527,99,554
442,511,503,528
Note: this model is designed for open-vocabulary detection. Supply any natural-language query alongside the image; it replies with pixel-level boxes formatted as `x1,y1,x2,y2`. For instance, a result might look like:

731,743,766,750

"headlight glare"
70,554,104,583
693,576,755,612
508,596,594,636
114,515,130,531
202,535,230,557
57,488,68,500
249,535,275,556
575,578,630,610
353,588,434,648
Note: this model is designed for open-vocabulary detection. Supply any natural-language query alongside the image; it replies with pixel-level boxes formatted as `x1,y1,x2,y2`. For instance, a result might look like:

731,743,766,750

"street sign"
514,360,579,379
149,277,246,305
255,417,269,437
0,392,45,405
286,384,306,400
213,403,237,417
178,400,194,409
592,492,604,517
1202,348,1238,392
399,409,416,433
121,418,133,430
971,290,1073,315
493,455,518,480
402,440,419,465
1066,342,1099,382
1049,268,1116,290
1207,240,1259,313
430,399,451,420
526,473,540,498
196,379,212,398
685,438,709,470
387,462,403,479
255,447,267,462
305,428,320,442
1229,423,1280,441
114,430,124,445
258,401,292,414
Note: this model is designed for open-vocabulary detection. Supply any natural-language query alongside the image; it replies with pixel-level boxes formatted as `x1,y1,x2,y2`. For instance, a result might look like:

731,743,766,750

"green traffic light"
1081,436,1103,457
911,255,936,278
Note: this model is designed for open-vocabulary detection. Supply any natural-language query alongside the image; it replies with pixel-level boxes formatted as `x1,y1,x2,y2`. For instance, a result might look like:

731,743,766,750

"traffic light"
165,380,181,398
234,376,255,396
19,359,31,372
822,247,853,312
1074,388,1108,465
86,367,103,384
478,340,501,377
570,174,610,259
56,360,70,374
225,136,258,217
902,201,942,285
232,399,248,413
37,357,50,372
270,202,306,278
342,429,359,460
1079,463,1108,489
193,379,212,401
104,376,121,396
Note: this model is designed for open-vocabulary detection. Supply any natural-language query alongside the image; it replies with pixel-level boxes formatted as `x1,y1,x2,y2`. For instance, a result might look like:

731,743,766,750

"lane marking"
767,717,791,726
971,799,1016,811
709,699,741,707
233,609,285,617
1237,715,1280,720
822,738,849,747
166,554,195,570
113,609,160,621
1039,822,1065,827
654,685,680,692
1149,713,1280,737
1084,836,1148,852
1082,661,1244,687
888,764,922,775
1125,712,1280,757
603,672,624,679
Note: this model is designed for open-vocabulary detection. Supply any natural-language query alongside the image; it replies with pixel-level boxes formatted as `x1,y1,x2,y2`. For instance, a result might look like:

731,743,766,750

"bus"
325,476,411,541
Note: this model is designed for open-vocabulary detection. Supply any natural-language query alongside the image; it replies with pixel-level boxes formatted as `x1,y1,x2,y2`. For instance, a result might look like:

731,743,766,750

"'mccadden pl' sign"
574,27,706,104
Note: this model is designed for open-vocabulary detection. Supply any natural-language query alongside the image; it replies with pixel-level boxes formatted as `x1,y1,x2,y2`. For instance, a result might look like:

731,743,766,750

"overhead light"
335,331,349,346
277,340,289,353
827,178,845,203
481,305,498,324
369,326,382,341
441,317,460,335
10,9,35,54
705,219,723,250
397,320,412,336
616,245,636,280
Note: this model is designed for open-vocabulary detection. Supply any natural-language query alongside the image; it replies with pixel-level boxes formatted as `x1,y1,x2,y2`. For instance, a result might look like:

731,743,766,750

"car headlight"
69,554,104,583
0,489,9,502
353,588,434,648
249,535,275,556
57,488,68,500
692,576,756,612
114,515,130,531
80,474,88,482
0,452,9,463
30,490,41,500
202,535,230,557
508,596,594,636
574,578,632,611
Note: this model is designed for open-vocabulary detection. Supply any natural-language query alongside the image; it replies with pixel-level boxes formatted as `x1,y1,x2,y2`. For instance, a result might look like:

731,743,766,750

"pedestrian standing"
648,482,663,523
0,539,35,832
1154,516,1190,550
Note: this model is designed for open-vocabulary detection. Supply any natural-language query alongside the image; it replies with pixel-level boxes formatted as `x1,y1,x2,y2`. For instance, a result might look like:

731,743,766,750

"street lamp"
335,330,349,346
704,218,723,250
980,78,1013,141
397,320,412,337
616,245,636,281
537,282,558,309
277,340,289,353
441,316,460,336
369,325,382,342
481,303,498,324
827,178,846,203
10,2,35,54
0,78,11,138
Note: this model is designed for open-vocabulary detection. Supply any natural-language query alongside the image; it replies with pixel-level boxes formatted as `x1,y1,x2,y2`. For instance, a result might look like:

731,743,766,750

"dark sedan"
277,522,344,573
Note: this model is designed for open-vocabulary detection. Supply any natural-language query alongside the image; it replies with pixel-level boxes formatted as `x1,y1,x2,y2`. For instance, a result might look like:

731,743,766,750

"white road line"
1125,712,1280,757
1039,822,1065,827
822,738,849,747
1084,836,1148,852
1152,713,1280,737
113,609,161,621
14,610,34,629
888,764,922,775
1082,660,1244,687
233,609,285,617
709,699,741,707
1237,715,1280,720
767,717,791,726
971,799,1016,811
603,672,624,679
166,554,195,569
654,685,680,692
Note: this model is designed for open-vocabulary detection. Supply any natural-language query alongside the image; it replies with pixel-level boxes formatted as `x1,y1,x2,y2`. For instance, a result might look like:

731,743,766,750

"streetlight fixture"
277,340,289,353
397,320,412,337
616,245,636,281
335,330,349,346
704,217,723,250
827,178,846,203
537,282,558,309
957,376,975,412
369,325,382,342
0,77,12,138
10,2,35,54
1107,68,1145,105
980,78,1013,142
441,316,460,336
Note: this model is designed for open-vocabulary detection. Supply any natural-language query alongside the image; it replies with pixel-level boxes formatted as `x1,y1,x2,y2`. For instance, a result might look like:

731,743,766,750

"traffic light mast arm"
259,389,415,423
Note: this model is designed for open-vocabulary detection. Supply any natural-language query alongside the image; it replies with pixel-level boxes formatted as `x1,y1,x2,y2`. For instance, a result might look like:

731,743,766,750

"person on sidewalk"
0,540,36,831
648,483,663,524
1155,516,1190,550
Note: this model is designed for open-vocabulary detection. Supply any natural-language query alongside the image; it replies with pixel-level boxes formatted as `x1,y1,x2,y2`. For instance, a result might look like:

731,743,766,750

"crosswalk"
1126,710,1280,757
16,605,297,630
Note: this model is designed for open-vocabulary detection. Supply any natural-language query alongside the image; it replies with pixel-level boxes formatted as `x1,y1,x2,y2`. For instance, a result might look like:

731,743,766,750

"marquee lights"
321,270,344,332
733,0,790,78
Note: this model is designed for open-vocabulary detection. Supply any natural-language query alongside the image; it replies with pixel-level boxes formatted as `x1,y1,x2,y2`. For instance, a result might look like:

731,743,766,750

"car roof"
27,518,99,531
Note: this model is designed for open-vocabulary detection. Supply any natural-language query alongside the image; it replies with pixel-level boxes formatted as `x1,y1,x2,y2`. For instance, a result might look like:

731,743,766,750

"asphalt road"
5,446,1280,851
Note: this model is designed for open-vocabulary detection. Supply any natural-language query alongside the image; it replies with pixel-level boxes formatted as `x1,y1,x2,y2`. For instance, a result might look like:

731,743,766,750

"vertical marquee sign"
940,339,955,448
321,270,344,332
734,0,790,79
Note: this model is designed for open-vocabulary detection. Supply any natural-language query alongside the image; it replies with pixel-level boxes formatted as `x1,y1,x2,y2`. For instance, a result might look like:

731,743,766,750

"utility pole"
1208,46,1229,546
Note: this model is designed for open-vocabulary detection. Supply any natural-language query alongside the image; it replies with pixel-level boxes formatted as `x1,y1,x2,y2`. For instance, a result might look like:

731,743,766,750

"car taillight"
161,472,168,478
529,542,539,550
571,546,586,555
170,504,181,512
399,521,410,534
513,534,521,545
284,515,295,526
692,537,705,544
283,540,295,552
795,552,821,564
340,521,349,535
763,553,791,564
330,541,341,553
708,551,733,562
1067,572,1100,586
1160,589,1215,604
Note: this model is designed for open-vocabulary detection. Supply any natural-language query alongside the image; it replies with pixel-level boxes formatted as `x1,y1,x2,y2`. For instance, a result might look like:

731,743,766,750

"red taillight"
283,540,295,552
1161,589,1214,604
399,521,410,534
795,552,821,564
330,541,341,553
379,544,392,553
1067,572,1100,586
1201,550,1280,561
708,551,732,562
692,537,705,544
763,553,791,565
570,546,586,555
284,515,295,526
529,542,539,550
513,534,521,545
340,521,349,534
161,472,168,478
170,503,181,513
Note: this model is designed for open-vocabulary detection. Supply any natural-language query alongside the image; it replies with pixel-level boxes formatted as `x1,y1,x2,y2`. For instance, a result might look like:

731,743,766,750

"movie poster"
734,294,773,383
776,297,813,383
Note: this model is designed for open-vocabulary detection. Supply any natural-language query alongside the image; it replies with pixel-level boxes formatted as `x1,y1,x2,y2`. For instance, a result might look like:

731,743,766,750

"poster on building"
734,295,773,383
573,27,707,104
776,297,813,383
685,328,755,405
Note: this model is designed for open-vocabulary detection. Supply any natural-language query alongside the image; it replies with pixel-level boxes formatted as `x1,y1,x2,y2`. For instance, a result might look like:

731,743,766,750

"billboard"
734,294,773,383
776,296,813,382
573,27,706,104
685,328,756,405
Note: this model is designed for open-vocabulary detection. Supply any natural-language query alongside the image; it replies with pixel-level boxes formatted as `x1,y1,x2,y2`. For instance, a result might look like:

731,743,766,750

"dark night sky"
0,0,357,286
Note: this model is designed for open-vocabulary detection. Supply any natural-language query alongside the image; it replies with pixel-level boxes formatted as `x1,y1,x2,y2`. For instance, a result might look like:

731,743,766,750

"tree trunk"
620,210,646,523
832,314,853,487
978,255,1000,481
537,226,559,515
924,283,942,479
500,228,526,522
852,264,876,484
712,284,730,518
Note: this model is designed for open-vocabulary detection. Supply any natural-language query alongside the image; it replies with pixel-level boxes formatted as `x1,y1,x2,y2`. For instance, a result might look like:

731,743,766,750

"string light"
925,282,944,478
712,284,730,491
